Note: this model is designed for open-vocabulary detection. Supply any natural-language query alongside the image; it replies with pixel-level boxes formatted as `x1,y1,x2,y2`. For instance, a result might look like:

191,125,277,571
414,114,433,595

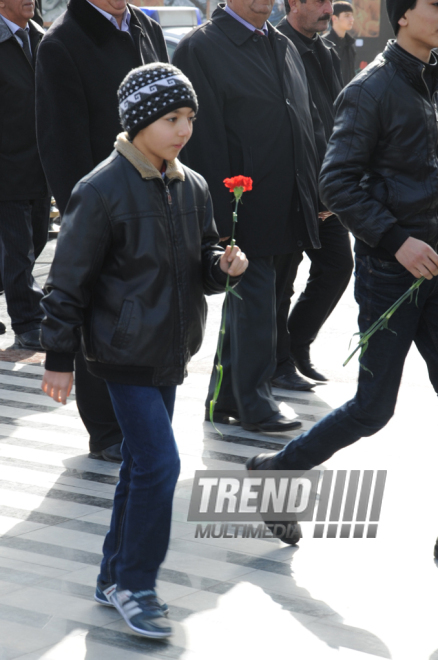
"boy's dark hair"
333,1,354,16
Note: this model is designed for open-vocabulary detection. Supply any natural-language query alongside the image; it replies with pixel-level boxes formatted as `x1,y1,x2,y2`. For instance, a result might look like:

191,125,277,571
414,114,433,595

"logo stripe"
356,470,374,521
329,470,347,521
342,470,360,522
369,470,387,521
315,470,333,521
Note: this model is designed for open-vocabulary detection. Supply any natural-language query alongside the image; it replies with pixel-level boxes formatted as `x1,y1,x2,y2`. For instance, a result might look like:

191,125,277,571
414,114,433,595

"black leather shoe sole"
294,359,328,382
271,373,313,391
204,408,240,424
242,418,302,433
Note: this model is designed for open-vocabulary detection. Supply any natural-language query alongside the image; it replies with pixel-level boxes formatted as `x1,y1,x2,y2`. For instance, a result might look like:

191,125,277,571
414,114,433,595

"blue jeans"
277,255,438,470
98,383,180,591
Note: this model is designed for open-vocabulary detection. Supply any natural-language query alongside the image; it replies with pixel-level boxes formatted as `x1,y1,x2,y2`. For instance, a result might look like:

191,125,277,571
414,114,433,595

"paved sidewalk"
0,239,436,659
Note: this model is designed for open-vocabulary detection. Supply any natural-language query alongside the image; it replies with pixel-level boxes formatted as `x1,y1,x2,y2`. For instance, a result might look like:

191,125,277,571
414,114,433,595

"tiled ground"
0,240,437,659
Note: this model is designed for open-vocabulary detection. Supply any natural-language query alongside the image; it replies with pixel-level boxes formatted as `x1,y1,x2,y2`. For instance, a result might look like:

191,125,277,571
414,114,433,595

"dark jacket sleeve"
319,82,410,250
200,192,241,295
36,38,95,215
173,38,234,239
41,181,112,370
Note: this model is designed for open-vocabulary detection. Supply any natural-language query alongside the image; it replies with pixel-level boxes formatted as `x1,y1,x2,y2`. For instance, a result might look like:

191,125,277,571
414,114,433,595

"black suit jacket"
173,6,325,257
36,0,168,214
0,16,47,201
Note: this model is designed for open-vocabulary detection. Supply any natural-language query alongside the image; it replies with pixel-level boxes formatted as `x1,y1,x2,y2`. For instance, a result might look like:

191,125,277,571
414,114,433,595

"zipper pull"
165,185,172,205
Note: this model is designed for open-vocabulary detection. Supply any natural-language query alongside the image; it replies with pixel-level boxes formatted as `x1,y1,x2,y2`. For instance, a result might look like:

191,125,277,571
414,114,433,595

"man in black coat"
274,0,353,388
0,0,50,349
174,0,325,432
36,0,168,461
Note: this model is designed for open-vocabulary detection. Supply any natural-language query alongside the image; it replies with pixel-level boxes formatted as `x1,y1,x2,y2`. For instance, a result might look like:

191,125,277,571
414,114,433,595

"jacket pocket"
111,300,134,348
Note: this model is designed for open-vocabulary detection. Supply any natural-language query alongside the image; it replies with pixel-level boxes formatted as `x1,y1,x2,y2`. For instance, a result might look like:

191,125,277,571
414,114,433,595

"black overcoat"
0,17,47,201
173,6,325,257
36,0,168,214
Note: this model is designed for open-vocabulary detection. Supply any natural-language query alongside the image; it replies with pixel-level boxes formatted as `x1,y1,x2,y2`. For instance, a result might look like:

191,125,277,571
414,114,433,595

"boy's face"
133,107,196,169
333,10,354,31
399,0,438,51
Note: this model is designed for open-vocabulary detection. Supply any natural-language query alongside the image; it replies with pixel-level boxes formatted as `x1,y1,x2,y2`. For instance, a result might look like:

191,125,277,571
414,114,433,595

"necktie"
15,27,32,64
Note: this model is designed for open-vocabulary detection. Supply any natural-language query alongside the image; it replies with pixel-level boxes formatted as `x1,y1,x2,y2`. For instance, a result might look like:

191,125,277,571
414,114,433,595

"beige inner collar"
114,132,185,181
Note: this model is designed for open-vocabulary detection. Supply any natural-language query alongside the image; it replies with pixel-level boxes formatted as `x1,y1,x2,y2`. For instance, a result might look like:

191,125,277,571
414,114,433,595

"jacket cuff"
45,350,75,372
377,225,411,256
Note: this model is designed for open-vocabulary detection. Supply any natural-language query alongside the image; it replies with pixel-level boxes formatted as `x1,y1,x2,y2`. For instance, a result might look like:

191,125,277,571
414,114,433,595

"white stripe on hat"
120,75,190,112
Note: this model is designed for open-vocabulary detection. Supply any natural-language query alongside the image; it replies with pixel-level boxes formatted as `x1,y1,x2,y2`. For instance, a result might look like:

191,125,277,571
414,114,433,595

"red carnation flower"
223,176,253,193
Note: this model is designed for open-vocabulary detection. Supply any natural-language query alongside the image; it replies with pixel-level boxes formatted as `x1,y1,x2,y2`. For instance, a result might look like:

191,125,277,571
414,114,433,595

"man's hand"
318,211,333,221
220,245,248,277
395,237,438,279
42,370,74,405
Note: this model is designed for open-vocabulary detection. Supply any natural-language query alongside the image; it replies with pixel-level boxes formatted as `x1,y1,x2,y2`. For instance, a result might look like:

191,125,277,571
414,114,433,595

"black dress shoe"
246,452,282,470
291,346,328,382
15,328,43,351
271,360,313,391
242,412,302,433
204,408,240,424
89,443,122,463
0,320,6,335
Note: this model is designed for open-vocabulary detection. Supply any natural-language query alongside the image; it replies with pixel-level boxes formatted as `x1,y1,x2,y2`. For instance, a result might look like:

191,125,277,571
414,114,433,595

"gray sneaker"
110,589,173,638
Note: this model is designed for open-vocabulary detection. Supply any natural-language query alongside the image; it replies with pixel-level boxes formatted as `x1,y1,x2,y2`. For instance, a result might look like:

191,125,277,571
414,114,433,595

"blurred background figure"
0,0,50,350
328,1,356,84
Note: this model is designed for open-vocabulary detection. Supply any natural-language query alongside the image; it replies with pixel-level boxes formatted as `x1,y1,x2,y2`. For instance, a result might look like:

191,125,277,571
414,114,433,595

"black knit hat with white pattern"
118,62,198,140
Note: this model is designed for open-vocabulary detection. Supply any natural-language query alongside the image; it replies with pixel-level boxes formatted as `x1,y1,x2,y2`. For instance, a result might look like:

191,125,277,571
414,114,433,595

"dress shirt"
0,14,32,54
223,5,268,36
85,0,131,31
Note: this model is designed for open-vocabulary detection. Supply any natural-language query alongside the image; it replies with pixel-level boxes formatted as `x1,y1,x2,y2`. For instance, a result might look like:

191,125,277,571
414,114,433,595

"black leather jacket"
319,41,438,258
41,137,233,387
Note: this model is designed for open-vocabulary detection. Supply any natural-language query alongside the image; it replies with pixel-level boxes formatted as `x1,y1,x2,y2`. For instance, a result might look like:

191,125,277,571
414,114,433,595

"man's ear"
289,0,299,13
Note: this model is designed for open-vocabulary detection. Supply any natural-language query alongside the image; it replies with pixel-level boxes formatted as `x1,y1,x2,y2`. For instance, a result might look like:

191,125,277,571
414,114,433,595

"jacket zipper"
163,181,185,374
421,68,438,145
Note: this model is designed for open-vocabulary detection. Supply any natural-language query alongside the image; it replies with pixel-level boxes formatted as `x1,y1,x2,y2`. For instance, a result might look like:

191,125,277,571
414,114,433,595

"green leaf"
226,287,242,300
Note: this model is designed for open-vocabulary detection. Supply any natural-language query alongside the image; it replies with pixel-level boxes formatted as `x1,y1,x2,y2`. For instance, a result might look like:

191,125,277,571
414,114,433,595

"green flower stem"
209,198,240,436
344,275,425,369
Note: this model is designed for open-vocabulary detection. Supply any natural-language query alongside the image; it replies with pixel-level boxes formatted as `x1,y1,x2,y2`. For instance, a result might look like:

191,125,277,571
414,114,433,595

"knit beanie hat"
118,63,198,140
386,0,414,34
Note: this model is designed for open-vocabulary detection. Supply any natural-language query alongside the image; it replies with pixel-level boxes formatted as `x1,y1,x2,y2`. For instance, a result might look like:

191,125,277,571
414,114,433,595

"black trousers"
206,254,292,425
75,348,123,453
277,215,353,366
0,197,50,333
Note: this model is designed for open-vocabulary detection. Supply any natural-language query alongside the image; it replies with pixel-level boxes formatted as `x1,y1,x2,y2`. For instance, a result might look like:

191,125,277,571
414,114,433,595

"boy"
247,0,438,482
40,62,248,638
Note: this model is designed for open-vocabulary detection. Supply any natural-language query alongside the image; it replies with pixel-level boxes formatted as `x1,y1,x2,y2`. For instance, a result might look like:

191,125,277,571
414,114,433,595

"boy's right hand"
395,237,438,279
42,370,74,405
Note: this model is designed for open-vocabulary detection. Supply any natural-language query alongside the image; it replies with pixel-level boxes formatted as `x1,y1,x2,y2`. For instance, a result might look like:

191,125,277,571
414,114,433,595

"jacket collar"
327,27,354,47
0,14,44,44
67,0,142,46
383,39,438,94
115,133,185,181
277,17,334,57
212,3,272,46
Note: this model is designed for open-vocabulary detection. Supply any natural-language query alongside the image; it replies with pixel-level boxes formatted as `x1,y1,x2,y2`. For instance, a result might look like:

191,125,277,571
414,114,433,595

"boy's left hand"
220,245,248,277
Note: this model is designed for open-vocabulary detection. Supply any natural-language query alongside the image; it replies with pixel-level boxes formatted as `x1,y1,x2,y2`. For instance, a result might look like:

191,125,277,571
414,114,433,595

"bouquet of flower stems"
344,275,425,374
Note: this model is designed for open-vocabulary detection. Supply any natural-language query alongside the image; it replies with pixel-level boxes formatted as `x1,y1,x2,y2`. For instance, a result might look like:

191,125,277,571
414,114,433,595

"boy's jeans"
98,383,180,591
277,255,438,470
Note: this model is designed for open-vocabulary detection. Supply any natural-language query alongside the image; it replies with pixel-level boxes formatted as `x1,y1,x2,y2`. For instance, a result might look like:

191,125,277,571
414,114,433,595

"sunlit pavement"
0,238,436,659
